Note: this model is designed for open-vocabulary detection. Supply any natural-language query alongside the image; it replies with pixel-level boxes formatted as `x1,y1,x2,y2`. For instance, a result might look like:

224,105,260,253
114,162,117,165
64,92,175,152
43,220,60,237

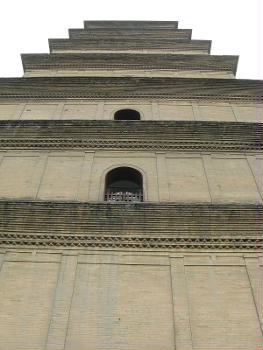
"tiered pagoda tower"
0,21,262,350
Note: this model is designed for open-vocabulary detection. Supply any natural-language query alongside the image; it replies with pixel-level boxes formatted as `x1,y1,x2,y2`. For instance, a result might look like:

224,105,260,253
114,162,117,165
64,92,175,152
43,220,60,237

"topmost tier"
21,21,238,79
83,20,178,30
73,21,184,41
48,21,209,55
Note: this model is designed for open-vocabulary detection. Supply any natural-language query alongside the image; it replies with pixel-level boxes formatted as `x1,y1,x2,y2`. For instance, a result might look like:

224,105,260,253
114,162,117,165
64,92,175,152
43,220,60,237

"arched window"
114,109,140,121
105,167,143,202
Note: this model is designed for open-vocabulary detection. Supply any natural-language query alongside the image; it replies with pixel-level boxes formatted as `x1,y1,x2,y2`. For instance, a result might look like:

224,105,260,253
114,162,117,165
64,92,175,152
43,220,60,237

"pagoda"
0,21,262,350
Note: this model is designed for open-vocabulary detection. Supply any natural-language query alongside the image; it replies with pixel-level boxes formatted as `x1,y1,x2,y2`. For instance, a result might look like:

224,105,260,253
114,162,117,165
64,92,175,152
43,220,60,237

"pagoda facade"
0,21,262,350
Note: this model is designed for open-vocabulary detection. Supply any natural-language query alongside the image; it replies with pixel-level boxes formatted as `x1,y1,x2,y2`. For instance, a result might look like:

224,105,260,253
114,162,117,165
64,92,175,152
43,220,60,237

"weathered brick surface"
0,250,262,349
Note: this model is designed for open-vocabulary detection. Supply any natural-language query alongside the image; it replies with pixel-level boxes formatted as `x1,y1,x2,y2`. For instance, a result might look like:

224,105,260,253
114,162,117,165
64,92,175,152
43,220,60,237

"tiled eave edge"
0,201,262,251
0,77,262,102
0,120,262,152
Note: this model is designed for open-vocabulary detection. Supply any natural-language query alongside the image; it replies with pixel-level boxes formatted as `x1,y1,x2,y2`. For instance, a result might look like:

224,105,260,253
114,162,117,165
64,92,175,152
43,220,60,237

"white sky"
1,0,262,80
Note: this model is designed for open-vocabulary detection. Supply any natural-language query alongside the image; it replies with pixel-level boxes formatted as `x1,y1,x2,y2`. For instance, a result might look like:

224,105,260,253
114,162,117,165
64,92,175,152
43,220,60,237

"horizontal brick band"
0,120,262,151
0,201,262,250
0,76,261,101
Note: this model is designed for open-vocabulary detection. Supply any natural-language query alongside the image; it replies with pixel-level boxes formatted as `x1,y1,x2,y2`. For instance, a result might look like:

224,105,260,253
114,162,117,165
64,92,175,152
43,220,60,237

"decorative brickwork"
0,120,261,151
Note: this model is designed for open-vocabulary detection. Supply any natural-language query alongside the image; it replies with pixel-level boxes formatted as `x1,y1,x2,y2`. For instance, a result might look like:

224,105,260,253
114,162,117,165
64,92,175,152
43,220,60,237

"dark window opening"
105,167,143,202
114,109,140,121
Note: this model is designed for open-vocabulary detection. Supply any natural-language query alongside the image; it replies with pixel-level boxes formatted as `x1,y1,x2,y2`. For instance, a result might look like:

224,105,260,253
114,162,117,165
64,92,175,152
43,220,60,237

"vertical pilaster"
151,102,160,120
170,256,193,350
230,104,240,121
53,102,65,120
191,103,200,121
202,154,213,203
96,102,104,119
45,254,78,350
12,103,26,120
76,151,95,201
156,152,169,202
34,153,49,199
244,256,263,335
0,251,5,273
246,155,263,200
0,153,5,167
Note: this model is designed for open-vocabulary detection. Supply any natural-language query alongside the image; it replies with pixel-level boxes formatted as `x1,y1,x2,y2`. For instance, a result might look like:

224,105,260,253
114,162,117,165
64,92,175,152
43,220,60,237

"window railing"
105,191,143,202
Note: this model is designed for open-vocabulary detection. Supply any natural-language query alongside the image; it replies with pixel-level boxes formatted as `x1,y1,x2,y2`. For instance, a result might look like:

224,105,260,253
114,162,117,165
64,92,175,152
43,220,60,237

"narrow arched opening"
114,109,141,121
104,167,143,202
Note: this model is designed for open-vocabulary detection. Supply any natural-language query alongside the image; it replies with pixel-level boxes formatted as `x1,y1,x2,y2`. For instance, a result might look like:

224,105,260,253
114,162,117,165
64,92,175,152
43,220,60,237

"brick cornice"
68,28,192,40
49,38,212,54
21,53,238,75
0,201,262,251
0,77,262,102
0,120,262,152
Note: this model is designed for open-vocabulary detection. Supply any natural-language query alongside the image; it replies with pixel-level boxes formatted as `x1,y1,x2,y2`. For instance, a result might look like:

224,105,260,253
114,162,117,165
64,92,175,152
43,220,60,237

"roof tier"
49,38,211,54
0,77,261,101
68,28,192,40
21,53,238,75
83,20,179,29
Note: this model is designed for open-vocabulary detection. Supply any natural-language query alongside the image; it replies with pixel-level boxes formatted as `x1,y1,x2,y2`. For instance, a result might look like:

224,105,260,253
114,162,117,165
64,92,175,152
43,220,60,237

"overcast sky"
1,0,262,80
